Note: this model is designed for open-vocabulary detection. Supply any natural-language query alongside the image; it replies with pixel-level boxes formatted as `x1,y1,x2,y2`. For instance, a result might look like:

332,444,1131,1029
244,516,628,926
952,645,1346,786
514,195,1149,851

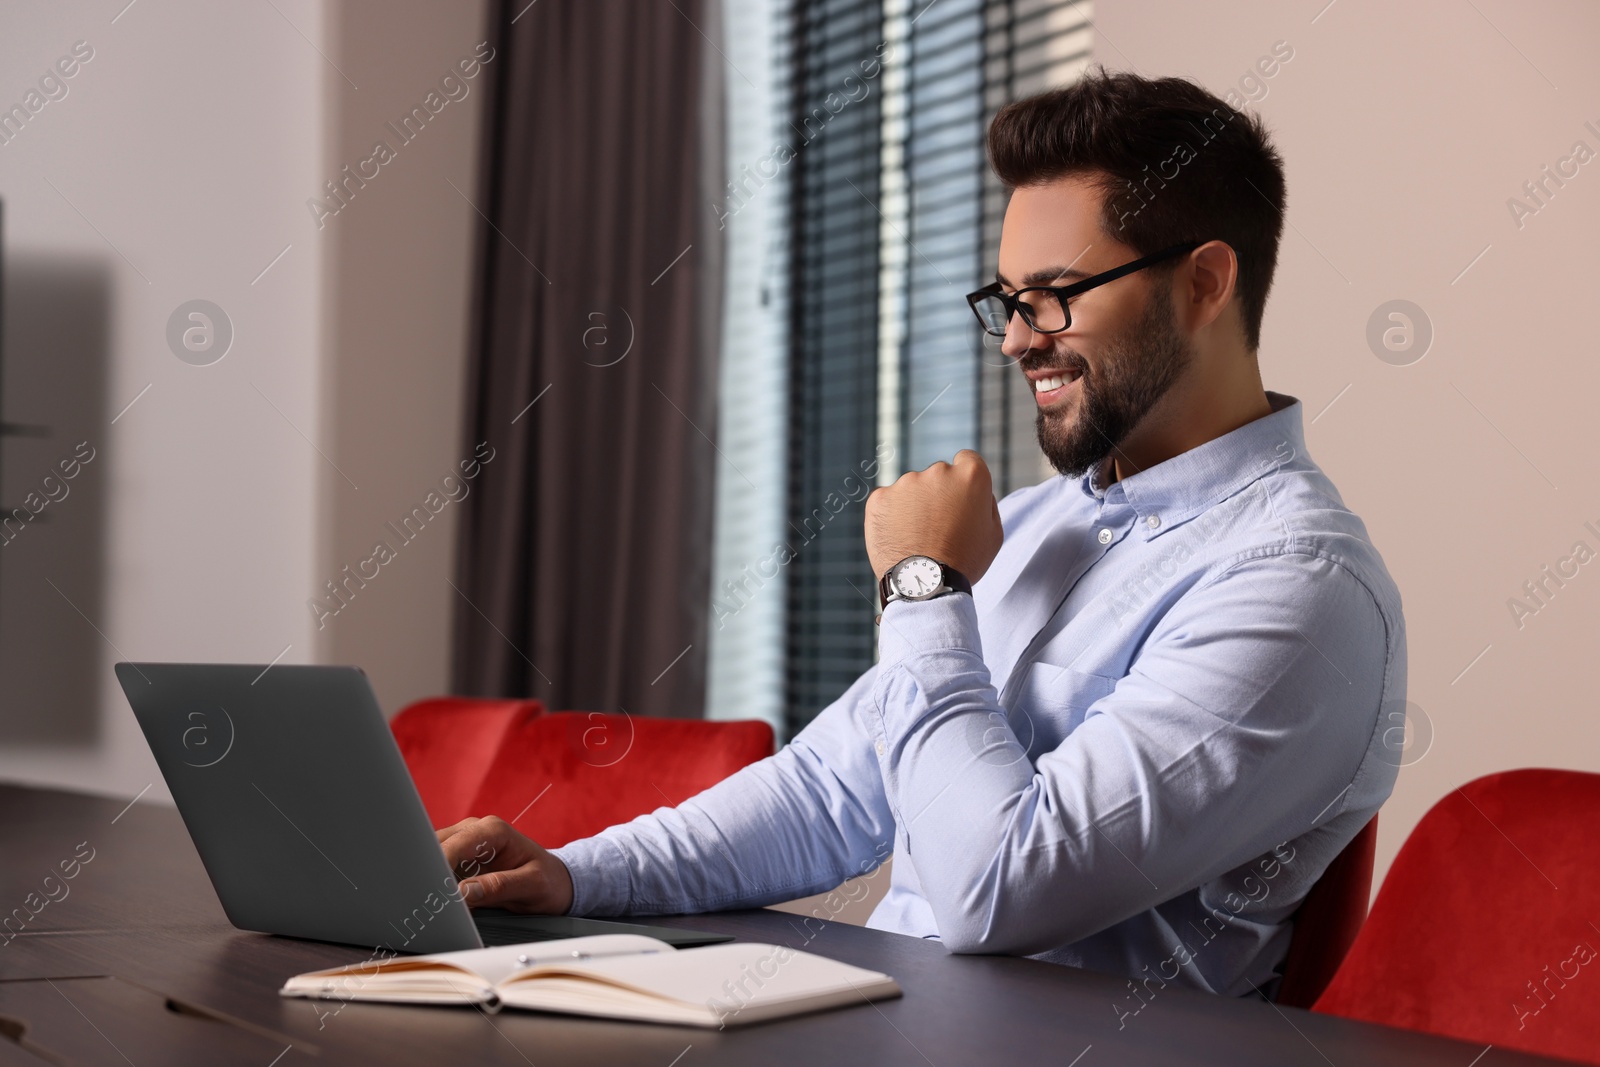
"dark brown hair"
987,67,1286,353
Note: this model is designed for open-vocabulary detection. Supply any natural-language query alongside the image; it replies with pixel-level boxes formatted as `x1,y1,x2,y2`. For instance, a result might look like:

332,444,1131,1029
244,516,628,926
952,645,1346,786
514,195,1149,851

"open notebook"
280,934,901,1028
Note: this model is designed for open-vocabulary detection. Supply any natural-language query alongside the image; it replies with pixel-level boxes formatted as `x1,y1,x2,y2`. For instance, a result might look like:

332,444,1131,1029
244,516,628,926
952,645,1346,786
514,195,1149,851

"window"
707,0,1094,738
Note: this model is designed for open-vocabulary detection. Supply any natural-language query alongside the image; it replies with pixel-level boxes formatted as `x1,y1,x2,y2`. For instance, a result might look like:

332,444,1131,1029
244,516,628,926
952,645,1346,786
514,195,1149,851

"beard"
1031,273,1191,478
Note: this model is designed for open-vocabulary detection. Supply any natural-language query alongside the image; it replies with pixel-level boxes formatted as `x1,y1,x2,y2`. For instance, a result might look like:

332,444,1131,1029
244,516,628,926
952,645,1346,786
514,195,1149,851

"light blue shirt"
553,393,1407,998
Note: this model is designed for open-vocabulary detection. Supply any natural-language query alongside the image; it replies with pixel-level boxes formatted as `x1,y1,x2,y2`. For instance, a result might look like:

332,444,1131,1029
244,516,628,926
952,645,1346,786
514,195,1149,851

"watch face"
892,557,944,599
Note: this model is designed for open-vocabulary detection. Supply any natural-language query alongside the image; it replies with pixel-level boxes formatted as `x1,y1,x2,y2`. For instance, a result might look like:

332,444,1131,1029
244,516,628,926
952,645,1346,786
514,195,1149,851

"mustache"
1018,349,1089,379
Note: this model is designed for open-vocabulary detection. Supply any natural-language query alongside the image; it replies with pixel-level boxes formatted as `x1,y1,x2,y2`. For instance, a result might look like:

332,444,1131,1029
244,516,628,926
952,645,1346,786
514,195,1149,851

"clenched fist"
865,449,1004,585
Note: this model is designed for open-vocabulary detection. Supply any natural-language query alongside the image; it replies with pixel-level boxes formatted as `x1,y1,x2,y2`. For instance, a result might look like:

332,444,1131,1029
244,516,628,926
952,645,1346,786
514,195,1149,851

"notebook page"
500,942,899,1022
283,934,671,991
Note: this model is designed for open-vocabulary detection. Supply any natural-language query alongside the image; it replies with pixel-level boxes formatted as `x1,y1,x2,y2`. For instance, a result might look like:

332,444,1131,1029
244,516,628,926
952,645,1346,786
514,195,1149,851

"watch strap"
940,565,973,598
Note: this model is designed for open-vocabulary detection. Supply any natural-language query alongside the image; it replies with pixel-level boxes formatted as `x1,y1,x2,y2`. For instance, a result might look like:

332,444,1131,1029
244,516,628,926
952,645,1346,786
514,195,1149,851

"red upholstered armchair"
1314,769,1600,1065
466,711,776,848
390,697,544,827
1275,816,1378,1008
391,699,776,846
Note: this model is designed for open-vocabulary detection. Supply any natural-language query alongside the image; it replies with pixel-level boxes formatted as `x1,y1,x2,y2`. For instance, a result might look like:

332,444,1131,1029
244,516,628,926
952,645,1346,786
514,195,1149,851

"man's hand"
436,816,575,914
865,449,1004,584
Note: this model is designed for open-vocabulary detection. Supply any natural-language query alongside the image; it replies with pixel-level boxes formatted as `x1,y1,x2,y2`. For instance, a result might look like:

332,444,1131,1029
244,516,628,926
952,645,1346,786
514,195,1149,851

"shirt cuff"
877,590,983,666
550,834,633,916
874,592,988,740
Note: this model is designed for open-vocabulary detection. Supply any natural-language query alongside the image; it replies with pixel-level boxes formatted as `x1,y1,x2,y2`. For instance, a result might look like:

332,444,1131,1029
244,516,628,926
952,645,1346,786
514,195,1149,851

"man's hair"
987,67,1286,353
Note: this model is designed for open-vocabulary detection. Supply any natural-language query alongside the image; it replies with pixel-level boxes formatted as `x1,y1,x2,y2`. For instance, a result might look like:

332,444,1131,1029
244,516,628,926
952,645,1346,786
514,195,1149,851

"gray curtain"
452,0,724,718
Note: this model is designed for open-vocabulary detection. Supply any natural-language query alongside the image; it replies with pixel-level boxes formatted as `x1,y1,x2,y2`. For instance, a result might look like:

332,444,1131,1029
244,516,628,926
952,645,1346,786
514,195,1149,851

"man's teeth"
1034,371,1079,393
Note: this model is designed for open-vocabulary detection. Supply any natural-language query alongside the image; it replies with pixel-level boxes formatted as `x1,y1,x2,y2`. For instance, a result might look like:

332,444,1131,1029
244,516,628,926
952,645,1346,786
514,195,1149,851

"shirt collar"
1079,391,1305,536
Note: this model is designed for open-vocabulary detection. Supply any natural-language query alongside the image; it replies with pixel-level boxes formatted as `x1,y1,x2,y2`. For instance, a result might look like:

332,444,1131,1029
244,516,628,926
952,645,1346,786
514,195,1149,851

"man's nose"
1000,312,1048,361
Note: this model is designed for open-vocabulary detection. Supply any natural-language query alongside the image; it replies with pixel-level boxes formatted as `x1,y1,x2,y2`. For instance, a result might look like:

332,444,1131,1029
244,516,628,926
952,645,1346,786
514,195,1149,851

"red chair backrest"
391,697,544,827
1315,769,1600,1063
1276,816,1378,1008
467,711,776,848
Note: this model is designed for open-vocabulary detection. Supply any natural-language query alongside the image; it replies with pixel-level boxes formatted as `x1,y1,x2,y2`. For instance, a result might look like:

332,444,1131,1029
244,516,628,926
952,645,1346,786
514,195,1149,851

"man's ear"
1182,240,1238,332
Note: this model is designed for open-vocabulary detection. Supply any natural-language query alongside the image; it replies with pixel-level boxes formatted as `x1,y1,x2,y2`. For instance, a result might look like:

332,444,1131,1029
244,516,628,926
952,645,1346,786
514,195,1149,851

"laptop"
115,662,732,955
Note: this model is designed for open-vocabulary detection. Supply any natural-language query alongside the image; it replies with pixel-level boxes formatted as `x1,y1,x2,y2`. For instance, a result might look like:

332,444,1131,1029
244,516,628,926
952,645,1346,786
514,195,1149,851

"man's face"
995,176,1192,478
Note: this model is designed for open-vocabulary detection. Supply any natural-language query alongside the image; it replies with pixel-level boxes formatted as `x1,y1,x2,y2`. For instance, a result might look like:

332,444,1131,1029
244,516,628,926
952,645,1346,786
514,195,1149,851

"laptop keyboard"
469,910,734,948
473,916,577,945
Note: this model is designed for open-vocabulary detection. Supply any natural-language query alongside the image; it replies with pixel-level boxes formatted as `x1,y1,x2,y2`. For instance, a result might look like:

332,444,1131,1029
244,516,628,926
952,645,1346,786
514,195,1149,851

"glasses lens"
972,294,1010,336
1017,289,1068,332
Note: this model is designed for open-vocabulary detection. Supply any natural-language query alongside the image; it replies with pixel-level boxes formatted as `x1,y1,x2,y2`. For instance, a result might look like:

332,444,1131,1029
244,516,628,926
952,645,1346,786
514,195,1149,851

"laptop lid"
116,662,484,955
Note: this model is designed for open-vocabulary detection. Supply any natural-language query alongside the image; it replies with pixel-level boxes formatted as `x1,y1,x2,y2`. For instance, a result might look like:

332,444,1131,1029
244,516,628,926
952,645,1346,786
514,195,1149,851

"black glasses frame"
966,240,1205,337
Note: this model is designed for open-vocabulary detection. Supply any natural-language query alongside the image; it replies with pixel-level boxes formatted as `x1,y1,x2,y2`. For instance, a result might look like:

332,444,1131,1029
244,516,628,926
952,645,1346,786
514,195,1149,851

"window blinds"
708,0,1094,737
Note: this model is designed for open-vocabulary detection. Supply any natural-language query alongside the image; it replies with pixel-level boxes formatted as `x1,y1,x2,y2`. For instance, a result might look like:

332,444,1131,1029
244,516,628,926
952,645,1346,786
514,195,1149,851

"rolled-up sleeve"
869,550,1390,955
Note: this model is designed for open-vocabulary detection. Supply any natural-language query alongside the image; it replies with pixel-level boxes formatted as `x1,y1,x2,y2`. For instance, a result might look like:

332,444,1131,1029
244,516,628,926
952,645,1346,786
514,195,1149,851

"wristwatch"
877,555,972,612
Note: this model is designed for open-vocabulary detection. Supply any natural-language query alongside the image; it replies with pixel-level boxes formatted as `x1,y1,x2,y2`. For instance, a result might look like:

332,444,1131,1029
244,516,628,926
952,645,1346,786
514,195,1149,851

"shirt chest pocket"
1010,660,1121,753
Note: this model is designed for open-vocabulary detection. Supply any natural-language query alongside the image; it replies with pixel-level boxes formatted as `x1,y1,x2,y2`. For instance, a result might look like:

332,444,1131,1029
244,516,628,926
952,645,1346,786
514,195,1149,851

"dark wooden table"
0,783,1561,1065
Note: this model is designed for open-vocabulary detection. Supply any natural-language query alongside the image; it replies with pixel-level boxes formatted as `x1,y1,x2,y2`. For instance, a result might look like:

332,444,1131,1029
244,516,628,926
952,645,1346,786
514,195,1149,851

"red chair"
466,711,776,847
1314,769,1600,1064
1275,817,1378,1008
391,697,544,827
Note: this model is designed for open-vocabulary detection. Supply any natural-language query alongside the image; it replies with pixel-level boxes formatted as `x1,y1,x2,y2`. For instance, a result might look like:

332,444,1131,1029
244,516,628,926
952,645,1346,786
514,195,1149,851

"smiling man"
437,69,1407,1000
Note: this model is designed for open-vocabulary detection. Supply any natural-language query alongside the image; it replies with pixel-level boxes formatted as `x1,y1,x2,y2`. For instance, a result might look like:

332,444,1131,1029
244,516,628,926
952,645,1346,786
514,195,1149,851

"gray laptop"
115,662,731,954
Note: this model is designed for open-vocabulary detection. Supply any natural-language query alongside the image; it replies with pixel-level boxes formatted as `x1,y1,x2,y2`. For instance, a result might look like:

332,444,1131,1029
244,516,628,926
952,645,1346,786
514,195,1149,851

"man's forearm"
553,677,898,916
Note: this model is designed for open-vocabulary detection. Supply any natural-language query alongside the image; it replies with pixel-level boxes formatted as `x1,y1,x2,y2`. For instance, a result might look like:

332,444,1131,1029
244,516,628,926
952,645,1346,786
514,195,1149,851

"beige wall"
0,0,332,800
314,0,486,716
0,0,483,802
1097,0,1600,890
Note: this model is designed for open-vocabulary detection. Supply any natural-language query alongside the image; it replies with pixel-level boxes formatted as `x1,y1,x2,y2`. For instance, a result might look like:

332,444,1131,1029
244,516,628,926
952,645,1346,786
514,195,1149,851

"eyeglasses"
966,240,1204,337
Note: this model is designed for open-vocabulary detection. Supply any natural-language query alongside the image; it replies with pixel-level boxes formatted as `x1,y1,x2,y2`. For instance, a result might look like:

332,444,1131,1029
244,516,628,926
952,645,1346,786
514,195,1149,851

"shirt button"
874,739,886,756
1146,515,1161,529
1097,528,1113,544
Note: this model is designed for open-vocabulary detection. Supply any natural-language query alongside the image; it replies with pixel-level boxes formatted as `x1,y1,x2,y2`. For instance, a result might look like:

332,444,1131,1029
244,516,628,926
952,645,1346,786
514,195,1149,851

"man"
438,68,1406,999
